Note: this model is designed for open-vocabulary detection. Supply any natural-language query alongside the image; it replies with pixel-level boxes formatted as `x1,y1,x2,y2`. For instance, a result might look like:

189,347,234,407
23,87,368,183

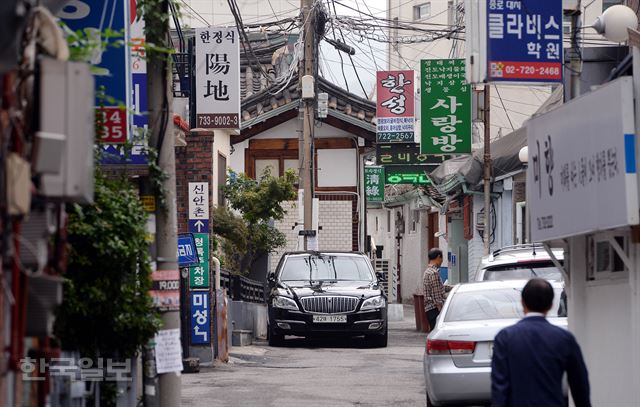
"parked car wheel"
268,324,284,347
367,327,388,348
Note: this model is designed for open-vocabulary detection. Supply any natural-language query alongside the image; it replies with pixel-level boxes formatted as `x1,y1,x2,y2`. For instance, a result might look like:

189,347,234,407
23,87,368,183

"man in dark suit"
491,278,591,407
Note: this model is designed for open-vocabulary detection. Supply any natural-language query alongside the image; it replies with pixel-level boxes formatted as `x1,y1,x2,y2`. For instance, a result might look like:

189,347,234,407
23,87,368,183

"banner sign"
190,292,211,345
195,27,240,129
376,70,415,143
420,59,472,155
377,143,448,165
527,77,638,242
59,0,130,144
189,234,210,289
149,269,180,311
188,182,209,221
364,166,384,203
487,0,563,82
385,165,433,185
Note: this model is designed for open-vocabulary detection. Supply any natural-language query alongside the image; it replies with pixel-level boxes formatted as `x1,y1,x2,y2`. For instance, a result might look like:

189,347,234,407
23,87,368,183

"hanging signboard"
376,70,415,143
486,0,563,83
177,234,199,267
190,292,211,345
364,166,385,202
58,0,130,144
420,59,472,155
377,144,448,165
189,234,210,289
195,27,240,129
188,182,209,221
527,77,637,242
385,165,433,185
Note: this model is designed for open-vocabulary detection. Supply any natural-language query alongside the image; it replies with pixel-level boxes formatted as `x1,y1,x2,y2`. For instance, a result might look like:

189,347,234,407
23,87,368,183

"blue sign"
177,234,199,267
486,0,563,83
190,292,210,345
188,219,210,234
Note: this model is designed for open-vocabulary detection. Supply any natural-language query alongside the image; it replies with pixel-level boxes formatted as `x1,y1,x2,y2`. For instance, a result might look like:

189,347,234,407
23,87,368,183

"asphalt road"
181,305,427,407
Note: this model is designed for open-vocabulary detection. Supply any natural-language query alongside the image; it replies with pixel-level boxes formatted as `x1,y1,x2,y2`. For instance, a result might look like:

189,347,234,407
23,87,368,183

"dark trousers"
426,308,440,332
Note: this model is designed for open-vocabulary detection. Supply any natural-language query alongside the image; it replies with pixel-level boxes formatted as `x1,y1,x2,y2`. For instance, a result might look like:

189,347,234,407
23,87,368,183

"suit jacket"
491,316,591,407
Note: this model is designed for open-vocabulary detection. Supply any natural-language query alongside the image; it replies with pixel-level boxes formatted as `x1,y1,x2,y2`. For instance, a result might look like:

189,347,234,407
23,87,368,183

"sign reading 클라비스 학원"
420,59,472,155
486,0,563,83
376,70,415,143
195,27,240,129
365,166,385,202
527,77,638,242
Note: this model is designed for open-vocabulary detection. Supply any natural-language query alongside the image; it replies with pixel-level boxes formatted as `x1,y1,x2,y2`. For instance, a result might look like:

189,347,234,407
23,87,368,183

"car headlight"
361,296,386,310
272,296,299,310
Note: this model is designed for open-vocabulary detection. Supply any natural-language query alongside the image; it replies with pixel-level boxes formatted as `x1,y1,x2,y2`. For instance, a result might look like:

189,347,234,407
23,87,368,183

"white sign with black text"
188,182,209,220
527,77,638,242
195,27,240,129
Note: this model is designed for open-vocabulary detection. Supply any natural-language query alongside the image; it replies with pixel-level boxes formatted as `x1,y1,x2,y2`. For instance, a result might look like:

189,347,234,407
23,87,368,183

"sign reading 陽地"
376,70,415,143
365,166,385,202
195,27,240,129
420,59,472,155
486,0,563,83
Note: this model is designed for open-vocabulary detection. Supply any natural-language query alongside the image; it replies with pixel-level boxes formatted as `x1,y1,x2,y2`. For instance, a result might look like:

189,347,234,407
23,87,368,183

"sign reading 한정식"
195,27,240,129
376,70,415,143
486,0,563,83
364,167,384,203
420,59,472,155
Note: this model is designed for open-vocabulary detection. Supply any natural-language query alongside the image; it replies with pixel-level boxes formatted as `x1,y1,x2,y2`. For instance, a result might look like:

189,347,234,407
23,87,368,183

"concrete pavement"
181,304,427,407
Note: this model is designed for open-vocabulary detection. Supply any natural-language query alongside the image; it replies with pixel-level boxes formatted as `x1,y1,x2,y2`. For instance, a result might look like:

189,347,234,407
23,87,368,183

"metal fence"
219,269,266,304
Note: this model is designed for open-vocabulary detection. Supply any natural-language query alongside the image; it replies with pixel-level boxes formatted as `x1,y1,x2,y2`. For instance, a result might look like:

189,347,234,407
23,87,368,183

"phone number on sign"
491,61,562,81
196,114,239,129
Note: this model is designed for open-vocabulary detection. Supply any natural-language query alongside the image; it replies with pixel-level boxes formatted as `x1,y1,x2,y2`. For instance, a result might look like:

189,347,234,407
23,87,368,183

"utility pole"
147,1,180,405
300,0,315,249
483,85,491,255
568,7,582,100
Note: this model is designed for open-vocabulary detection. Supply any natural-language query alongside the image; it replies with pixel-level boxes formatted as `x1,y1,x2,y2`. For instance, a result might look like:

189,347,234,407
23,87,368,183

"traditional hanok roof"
233,33,376,144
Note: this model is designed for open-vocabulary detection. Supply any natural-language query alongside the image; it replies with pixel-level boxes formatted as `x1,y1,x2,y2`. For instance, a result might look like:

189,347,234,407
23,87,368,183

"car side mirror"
268,273,276,284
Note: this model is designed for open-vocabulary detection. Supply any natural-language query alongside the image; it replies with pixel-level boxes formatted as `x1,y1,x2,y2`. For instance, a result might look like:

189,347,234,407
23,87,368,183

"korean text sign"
195,27,240,129
377,143,447,165
385,165,433,185
376,70,415,143
487,0,563,82
189,234,210,289
420,59,471,155
527,77,638,242
365,167,384,202
190,292,210,345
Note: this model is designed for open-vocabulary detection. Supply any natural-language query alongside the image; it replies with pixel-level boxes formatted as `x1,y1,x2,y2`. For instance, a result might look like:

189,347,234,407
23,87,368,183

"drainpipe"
211,256,221,290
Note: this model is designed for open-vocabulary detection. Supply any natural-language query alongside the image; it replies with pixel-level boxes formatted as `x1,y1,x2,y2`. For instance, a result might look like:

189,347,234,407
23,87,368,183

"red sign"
489,61,562,81
376,70,415,118
149,269,180,311
97,107,128,144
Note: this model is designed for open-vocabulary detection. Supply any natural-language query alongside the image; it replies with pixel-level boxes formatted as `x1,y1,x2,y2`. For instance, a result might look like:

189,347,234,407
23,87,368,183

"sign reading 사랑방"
420,59,472,155
486,0,563,83
195,27,240,129
376,70,415,143
364,167,385,202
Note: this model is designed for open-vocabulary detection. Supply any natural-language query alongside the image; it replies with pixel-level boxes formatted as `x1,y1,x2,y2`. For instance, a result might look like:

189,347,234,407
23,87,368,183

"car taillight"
427,339,476,355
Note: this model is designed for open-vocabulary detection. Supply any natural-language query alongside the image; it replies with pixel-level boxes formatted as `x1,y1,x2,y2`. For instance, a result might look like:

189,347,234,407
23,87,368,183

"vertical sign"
486,0,563,82
190,292,210,345
364,166,385,203
195,27,240,129
58,0,130,144
376,70,415,143
420,59,472,155
188,182,210,289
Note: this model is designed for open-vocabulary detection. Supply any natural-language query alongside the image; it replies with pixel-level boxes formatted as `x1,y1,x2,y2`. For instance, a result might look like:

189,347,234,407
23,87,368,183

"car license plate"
313,315,347,323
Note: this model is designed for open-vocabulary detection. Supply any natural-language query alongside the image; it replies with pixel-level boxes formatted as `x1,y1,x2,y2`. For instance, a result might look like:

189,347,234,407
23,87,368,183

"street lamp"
592,5,639,42
518,146,528,165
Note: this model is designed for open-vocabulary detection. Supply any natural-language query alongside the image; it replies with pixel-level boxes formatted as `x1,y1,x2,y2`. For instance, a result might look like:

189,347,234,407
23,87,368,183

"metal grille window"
413,3,431,20
300,296,359,314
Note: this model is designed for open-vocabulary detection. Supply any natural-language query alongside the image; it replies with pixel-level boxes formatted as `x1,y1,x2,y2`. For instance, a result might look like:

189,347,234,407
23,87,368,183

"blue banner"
486,0,563,83
177,234,199,267
190,292,210,345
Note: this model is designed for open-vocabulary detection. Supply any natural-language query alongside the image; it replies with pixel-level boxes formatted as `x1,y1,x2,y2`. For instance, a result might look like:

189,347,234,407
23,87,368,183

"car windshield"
279,255,374,282
444,287,566,322
483,261,563,281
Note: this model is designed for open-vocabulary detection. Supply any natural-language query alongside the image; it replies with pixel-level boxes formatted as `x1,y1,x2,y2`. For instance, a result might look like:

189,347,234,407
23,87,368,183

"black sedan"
267,251,388,347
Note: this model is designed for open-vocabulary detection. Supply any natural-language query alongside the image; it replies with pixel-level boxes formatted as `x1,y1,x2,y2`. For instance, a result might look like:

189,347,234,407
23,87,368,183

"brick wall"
175,131,214,234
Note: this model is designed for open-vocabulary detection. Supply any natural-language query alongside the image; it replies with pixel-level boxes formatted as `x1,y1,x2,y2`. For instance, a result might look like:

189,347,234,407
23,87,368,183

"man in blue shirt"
491,278,591,407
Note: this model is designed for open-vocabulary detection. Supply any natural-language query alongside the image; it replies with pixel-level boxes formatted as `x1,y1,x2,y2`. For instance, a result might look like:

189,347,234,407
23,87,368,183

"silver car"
423,280,567,407
475,244,564,282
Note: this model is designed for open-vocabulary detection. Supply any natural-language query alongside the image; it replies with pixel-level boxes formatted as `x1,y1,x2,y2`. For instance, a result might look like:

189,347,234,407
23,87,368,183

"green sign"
385,165,433,185
364,166,385,202
189,233,210,289
420,59,471,155
377,143,448,165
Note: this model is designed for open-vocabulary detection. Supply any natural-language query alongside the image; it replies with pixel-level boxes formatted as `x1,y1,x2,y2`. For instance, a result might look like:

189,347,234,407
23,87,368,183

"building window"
447,0,456,27
386,210,391,233
413,2,431,20
603,0,622,11
587,232,629,281
410,209,420,233
218,153,227,206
